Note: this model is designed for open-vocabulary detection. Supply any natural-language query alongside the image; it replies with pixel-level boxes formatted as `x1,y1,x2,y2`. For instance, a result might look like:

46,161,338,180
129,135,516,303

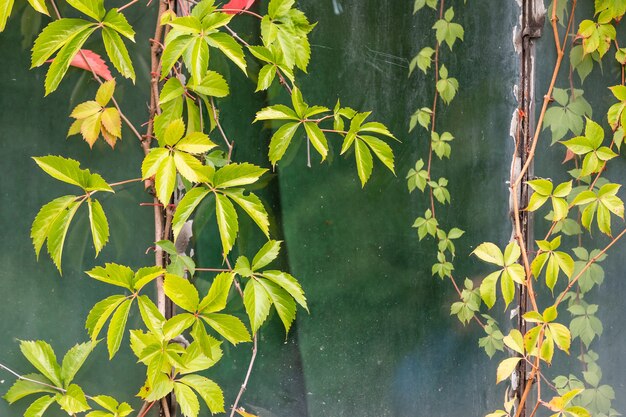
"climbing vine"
0,0,396,416
410,1,626,417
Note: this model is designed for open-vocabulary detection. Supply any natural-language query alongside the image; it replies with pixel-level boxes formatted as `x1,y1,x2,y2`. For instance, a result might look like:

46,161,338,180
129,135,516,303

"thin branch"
0,363,66,395
229,335,258,417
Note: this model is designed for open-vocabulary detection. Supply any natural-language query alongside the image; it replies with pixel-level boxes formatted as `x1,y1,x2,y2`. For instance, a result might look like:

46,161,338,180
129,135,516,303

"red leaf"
48,49,113,81
562,149,575,164
222,0,256,14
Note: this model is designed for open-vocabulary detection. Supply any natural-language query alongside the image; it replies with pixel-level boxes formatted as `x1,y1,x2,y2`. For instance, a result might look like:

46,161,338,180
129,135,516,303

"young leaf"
268,122,300,166
57,384,90,414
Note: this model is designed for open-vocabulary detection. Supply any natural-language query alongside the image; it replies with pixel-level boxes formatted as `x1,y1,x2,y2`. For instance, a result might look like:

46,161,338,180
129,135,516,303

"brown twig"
229,335,258,417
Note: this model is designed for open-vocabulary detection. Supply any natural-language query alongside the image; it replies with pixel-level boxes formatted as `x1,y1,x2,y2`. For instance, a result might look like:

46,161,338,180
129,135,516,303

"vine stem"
0,363,67,395
195,267,232,272
109,178,144,187
228,335,258,417
554,227,626,306
209,98,235,163
425,0,445,217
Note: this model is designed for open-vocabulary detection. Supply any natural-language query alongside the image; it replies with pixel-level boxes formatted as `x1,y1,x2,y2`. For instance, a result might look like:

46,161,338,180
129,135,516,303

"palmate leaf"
66,0,105,21
354,138,373,187
256,278,296,333
46,201,81,273
251,240,281,270
164,273,200,312
173,186,210,240
57,384,90,414
85,294,127,340
33,156,113,192
198,272,234,313
174,383,200,417
88,199,109,256
31,195,76,259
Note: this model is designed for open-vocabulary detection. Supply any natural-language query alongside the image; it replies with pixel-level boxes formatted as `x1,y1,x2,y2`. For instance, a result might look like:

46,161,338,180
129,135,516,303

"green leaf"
46,201,81,273
190,70,229,97
174,151,209,183
24,395,56,417
57,384,90,414
268,122,300,166
87,199,109,257
479,271,501,309
303,122,328,161
256,278,296,333
189,36,209,82
215,193,239,255
33,156,112,192
0,0,15,32
106,298,132,358
31,195,76,259
178,375,224,414
141,148,170,180
164,273,200,312
161,34,195,78
61,341,96,386
102,8,135,40
176,132,216,154
45,25,96,95
174,382,200,417
360,134,395,174
102,27,135,81
173,186,210,240
251,240,281,271
243,279,272,334
19,341,62,387
472,242,504,266
255,105,298,121
163,313,196,340
86,263,134,290
133,266,165,291
496,357,521,384
198,272,234,313
206,32,246,73
256,64,276,91
137,295,165,334
66,0,104,20
354,138,373,187
261,270,307,311
222,189,270,238
85,295,126,340
201,313,251,345
155,155,177,205
213,163,267,189
3,375,57,403
31,19,95,67
26,0,49,15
